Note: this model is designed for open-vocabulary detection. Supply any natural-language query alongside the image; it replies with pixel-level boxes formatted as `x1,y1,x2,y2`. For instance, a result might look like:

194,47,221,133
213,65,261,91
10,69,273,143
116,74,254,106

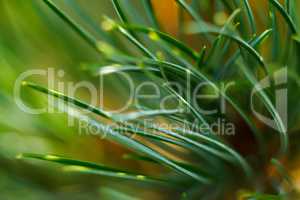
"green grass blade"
217,29,273,80
18,153,171,184
271,158,293,187
186,24,268,75
242,0,257,35
42,0,99,51
178,5,185,40
220,0,234,12
108,4,192,66
269,0,297,34
96,65,159,75
141,0,160,29
285,0,291,14
113,109,182,121
293,35,300,43
162,84,208,126
219,34,265,70
103,18,199,67
175,0,205,25
18,153,129,172
197,46,207,67
110,0,147,51
206,36,222,66
119,24,199,60
99,187,140,200
222,8,241,33
111,0,128,24
270,6,280,60
22,81,111,118
175,0,216,41
103,15,154,59
123,153,209,175
206,9,240,68
64,0,115,43
117,25,156,59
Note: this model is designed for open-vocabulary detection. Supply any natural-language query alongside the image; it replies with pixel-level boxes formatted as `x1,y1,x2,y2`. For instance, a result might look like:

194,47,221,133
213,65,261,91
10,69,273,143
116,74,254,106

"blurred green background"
0,0,166,199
